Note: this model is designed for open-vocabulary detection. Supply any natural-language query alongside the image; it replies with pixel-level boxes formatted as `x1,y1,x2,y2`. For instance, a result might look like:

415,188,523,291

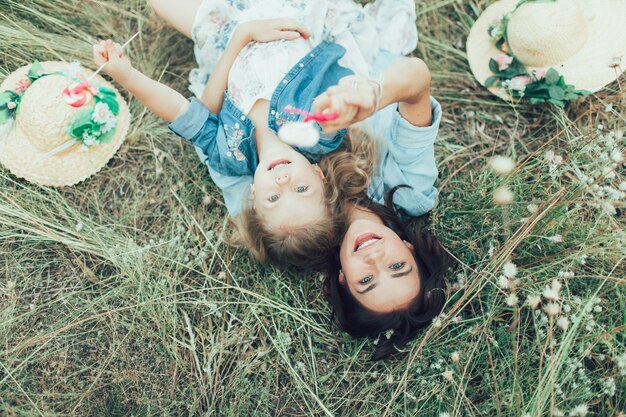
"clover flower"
502,262,517,278
506,293,519,306
489,156,515,175
494,186,514,205
557,316,569,331
526,294,541,309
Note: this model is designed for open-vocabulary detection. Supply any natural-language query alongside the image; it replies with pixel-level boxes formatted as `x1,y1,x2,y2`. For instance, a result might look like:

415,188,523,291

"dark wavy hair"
324,187,451,360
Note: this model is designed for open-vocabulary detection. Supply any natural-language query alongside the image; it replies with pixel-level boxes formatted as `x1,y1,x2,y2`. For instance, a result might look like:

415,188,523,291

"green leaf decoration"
548,86,566,100
548,98,565,108
0,107,10,124
489,59,499,74
98,127,116,144
485,76,499,87
69,108,96,139
96,87,119,115
0,90,18,105
27,61,45,81
545,68,559,85
575,89,592,96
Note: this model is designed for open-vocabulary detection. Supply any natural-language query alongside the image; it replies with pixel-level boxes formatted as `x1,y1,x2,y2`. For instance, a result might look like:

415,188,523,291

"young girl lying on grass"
93,0,419,271
314,53,451,359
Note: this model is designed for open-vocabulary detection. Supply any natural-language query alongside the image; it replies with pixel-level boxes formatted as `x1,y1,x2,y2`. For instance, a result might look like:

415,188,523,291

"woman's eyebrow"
357,283,377,294
392,266,413,278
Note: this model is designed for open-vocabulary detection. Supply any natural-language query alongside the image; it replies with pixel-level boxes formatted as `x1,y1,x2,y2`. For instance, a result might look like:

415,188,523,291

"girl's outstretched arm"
200,18,311,114
93,40,189,122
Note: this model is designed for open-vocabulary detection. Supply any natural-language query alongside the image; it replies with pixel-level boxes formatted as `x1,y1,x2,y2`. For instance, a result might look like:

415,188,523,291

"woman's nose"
363,247,384,264
275,174,289,185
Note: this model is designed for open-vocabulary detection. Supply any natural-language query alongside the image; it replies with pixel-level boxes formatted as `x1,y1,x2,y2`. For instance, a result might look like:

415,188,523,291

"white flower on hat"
91,102,113,124
503,75,532,92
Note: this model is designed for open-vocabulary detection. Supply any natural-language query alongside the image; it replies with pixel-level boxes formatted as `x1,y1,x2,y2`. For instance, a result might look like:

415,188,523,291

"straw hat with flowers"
466,0,626,106
0,61,130,186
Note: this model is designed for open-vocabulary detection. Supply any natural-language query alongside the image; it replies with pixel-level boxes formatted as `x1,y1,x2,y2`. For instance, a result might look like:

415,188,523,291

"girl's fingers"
280,30,301,40
344,92,375,108
312,93,332,114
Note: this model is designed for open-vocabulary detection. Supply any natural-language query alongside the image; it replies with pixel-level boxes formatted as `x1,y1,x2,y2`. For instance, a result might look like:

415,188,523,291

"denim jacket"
169,41,353,178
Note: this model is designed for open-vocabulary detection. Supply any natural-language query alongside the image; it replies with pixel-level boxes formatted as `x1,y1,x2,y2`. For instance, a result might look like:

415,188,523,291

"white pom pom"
278,122,320,147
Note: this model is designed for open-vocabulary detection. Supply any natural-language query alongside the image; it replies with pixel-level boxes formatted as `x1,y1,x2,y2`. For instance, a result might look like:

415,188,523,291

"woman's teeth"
356,238,379,251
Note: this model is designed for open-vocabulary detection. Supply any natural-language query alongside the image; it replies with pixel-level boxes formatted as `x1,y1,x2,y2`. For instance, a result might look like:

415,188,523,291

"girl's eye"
390,262,405,270
295,186,308,193
268,194,280,202
360,275,373,284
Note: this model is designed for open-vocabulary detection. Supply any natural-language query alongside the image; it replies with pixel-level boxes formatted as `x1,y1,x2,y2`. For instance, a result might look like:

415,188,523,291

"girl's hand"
312,75,377,132
92,39,132,83
236,18,311,43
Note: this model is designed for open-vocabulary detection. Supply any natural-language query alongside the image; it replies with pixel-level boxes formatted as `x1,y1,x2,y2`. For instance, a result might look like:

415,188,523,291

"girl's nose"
275,174,289,185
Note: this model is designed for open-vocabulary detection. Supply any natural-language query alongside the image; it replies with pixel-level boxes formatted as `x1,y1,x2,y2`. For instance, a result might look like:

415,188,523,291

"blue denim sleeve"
168,98,219,165
207,166,251,216
373,97,442,217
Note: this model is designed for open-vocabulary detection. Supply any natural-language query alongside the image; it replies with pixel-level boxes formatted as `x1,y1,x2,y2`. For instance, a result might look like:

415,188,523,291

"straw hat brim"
0,61,130,187
466,0,626,101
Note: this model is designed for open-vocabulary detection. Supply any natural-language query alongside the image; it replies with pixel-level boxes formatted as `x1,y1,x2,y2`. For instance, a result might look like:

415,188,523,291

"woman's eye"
360,275,373,284
268,194,280,202
390,262,405,270
295,186,308,193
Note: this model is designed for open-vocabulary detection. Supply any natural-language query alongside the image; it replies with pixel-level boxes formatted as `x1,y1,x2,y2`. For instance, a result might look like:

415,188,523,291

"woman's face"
339,215,420,313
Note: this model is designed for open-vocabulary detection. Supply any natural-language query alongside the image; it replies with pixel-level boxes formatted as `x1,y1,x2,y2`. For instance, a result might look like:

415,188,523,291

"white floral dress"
188,0,419,115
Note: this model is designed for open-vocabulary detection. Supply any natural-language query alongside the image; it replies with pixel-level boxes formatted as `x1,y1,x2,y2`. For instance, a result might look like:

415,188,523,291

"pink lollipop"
283,106,339,123
62,73,99,108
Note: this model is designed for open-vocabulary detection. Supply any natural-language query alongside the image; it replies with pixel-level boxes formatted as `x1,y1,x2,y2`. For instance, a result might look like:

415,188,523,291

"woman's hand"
93,39,132,83
236,18,311,43
312,75,377,132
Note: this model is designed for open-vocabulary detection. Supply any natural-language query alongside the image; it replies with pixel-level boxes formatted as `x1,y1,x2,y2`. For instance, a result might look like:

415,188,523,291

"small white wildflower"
450,351,460,363
493,186,514,205
506,293,519,306
527,203,539,213
502,262,517,278
551,280,562,293
593,305,602,313
526,294,541,309
489,156,515,175
562,304,571,313
557,316,569,331
545,150,555,161
619,181,626,191
542,287,559,301
384,329,395,339
497,275,510,289
610,149,624,163
544,302,560,316
385,374,394,384
75,222,84,232
569,404,588,417
432,316,443,328
548,234,563,243
553,407,565,417
442,369,454,381
553,155,563,164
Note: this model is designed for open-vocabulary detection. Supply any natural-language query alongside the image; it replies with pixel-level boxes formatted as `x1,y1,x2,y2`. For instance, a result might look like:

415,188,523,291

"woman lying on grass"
94,0,420,271
314,54,451,360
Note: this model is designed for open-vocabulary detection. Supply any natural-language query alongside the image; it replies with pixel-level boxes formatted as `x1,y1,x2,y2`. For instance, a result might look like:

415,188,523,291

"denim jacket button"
270,110,276,115
299,63,304,68
240,115,245,121
282,79,288,84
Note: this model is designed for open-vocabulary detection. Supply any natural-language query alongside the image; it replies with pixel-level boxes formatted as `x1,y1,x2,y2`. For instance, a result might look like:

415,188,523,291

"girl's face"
339,213,421,313
251,145,327,231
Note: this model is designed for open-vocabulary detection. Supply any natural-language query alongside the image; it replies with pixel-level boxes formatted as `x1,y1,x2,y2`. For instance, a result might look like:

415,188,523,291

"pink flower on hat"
15,79,31,94
507,76,532,91
494,54,514,71
7,102,16,110
533,69,546,80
